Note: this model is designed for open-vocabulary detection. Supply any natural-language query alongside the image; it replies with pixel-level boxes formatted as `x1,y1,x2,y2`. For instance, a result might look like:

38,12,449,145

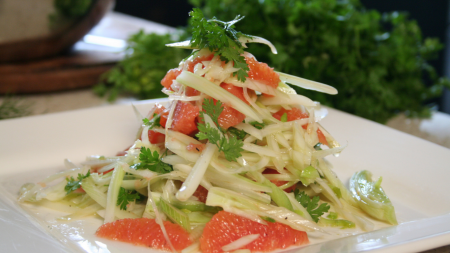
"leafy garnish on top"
189,8,251,82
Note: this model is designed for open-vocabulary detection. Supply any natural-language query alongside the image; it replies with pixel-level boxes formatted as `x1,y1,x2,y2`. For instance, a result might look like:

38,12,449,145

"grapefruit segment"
161,68,182,90
96,218,192,251
245,57,280,89
200,211,309,253
171,101,200,136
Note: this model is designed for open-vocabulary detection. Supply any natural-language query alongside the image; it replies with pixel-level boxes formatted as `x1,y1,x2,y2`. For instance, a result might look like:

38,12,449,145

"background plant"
97,0,450,123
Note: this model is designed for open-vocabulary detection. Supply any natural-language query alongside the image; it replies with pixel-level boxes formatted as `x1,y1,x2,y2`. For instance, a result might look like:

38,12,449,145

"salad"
18,9,397,253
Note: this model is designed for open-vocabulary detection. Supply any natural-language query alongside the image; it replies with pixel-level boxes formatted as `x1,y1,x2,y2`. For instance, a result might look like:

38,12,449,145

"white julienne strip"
176,71,262,122
261,120,308,137
239,35,278,54
221,234,260,252
312,143,347,160
276,71,338,95
169,94,202,102
234,122,263,140
176,143,218,201
104,162,126,223
173,164,213,190
259,90,316,107
242,143,277,157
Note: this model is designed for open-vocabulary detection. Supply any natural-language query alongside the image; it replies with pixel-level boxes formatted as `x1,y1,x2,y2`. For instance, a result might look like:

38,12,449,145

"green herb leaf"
261,216,276,223
294,189,330,223
249,121,266,129
143,113,161,129
189,8,251,82
228,127,247,140
134,147,173,174
117,187,141,210
196,99,244,161
200,98,223,128
65,171,91,195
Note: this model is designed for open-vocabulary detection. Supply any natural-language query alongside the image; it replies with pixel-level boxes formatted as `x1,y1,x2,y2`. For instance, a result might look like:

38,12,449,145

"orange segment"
96,218,192,251
200,211,309,253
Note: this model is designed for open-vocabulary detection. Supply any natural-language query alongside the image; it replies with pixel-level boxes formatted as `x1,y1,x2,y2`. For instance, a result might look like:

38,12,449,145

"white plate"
1,99,450,253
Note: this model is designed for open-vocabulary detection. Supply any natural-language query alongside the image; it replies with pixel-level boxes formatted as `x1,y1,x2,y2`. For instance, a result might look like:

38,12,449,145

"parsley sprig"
294,189,330,223
117,187,142,210
133,147,172,174
196,98,244,162
189,8,251,82
65,171,91,194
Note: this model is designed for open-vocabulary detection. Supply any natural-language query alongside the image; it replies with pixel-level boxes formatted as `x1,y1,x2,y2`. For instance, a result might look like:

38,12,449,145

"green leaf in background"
94,31,190,101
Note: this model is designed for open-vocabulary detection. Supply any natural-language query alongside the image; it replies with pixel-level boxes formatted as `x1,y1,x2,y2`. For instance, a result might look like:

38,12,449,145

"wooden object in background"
0,50,123,93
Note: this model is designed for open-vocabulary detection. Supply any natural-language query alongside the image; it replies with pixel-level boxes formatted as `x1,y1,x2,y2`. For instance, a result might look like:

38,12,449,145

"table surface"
2,10,450,253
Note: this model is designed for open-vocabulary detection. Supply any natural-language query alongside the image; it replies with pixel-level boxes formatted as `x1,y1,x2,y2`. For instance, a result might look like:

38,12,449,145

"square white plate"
1,99,450,253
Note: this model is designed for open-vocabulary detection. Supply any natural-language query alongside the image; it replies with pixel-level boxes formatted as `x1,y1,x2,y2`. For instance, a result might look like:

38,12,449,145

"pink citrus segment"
96,218,192,251
218,105,246,129
161,68,182,90
192,185,209,203
171,101,200,136
200,211,309,253
245,57,280,89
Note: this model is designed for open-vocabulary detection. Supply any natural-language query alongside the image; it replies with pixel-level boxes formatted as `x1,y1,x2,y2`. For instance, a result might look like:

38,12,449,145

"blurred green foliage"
97,0,450,123
49,0,92,28
94,31,190,101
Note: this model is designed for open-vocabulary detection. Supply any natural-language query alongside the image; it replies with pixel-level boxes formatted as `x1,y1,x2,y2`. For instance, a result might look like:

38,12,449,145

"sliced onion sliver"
176,71,262,122
277,71,338,95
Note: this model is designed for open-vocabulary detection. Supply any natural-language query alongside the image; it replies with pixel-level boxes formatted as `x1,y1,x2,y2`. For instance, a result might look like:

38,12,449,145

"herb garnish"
117,187,142,210
65,171,91,194
189,8,251,82
294,189,330,223
133,147,172,174
196,98,244,161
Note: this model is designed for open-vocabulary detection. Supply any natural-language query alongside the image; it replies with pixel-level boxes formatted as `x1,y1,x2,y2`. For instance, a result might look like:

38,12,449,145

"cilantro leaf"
196,98,244,161
196,122,244,161
65,171,90,194
117,187,142,210
228,127,247,140
294,189,330,223
249,121,266,129
200,98,223,128
134,147,172,174
143,113,161,129
196,123,221,144
189,8,251,82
